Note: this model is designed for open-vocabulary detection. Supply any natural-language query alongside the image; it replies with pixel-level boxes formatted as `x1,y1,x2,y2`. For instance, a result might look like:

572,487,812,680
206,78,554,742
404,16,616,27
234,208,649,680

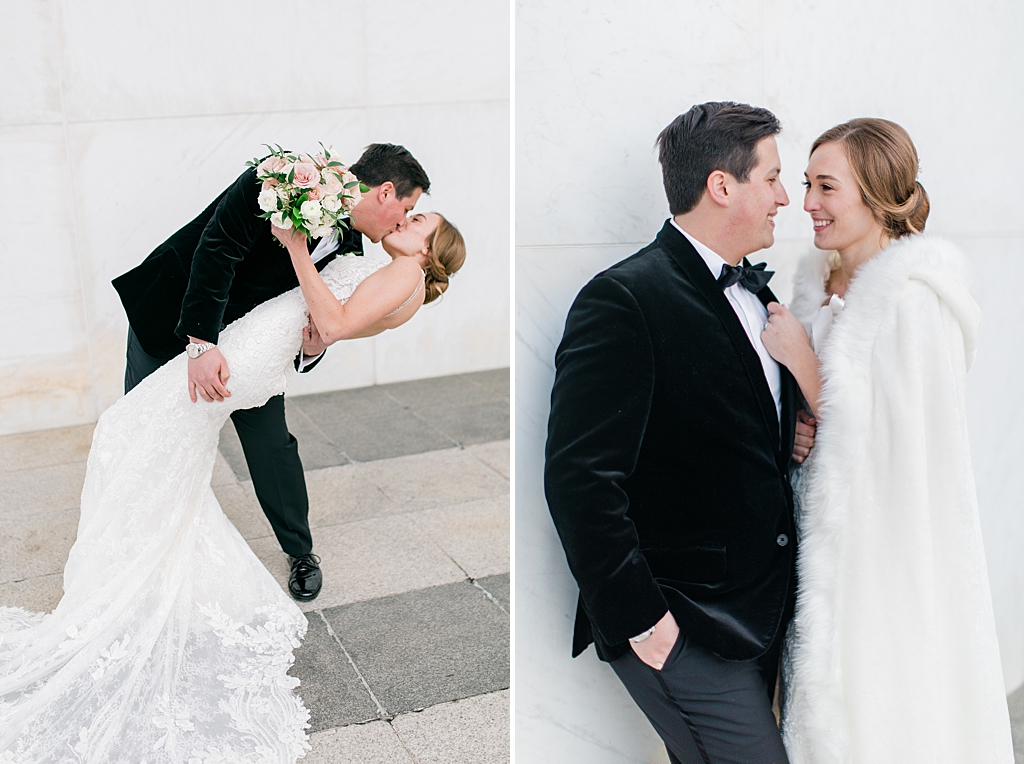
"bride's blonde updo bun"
811,118,929,240
423,214,466,304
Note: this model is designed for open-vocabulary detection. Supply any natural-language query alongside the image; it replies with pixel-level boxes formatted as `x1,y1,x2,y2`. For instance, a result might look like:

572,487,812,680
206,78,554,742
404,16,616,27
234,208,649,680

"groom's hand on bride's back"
791,409,816,463
187,342,231,403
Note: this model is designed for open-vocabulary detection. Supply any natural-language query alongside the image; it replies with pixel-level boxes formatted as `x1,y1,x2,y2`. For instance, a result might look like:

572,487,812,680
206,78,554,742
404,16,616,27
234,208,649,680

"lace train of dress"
0,256,385,763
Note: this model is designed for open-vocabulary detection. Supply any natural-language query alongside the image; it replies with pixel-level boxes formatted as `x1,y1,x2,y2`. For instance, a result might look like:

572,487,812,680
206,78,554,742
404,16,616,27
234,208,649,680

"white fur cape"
780,236,1013,764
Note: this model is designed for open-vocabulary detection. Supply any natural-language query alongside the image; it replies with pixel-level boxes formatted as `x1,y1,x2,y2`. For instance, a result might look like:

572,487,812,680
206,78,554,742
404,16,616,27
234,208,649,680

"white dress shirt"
297,231,342,371
671,220,781,424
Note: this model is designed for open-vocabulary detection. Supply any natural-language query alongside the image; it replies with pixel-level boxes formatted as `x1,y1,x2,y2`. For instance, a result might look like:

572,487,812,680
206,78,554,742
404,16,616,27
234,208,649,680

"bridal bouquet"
247,143,369,239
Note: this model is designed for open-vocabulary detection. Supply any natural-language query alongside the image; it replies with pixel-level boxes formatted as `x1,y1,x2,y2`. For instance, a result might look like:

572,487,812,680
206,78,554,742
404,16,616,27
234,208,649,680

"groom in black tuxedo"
113,143,430,601
546,103,812,763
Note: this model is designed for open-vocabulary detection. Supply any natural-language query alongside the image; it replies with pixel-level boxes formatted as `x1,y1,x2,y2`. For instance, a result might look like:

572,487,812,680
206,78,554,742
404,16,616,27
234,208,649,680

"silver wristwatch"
186,341,216,359
629,624,656,644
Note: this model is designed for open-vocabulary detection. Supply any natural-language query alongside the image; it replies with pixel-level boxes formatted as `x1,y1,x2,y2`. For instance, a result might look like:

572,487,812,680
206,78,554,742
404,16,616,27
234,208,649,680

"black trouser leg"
610,633,790,764
125,328,168,393
230,395,312,558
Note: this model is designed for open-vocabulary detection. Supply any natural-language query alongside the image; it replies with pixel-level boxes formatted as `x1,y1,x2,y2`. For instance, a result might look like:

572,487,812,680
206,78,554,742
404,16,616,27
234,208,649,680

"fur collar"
788,235,980,370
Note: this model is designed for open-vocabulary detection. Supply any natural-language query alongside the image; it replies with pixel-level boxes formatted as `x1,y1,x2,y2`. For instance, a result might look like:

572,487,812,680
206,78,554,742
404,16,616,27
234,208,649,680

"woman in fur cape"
761,119,1013,763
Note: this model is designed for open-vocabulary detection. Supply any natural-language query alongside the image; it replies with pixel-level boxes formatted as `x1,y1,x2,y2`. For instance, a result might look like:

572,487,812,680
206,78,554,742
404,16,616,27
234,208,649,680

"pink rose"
261,179,279,191
321,170,343,196
257,155,288,176
306,185,323,201
291,162,321,188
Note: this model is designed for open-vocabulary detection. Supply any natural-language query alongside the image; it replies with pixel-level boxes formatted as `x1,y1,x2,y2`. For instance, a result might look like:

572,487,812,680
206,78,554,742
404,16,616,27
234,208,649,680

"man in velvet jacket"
545,103,814,763
112,143,429,601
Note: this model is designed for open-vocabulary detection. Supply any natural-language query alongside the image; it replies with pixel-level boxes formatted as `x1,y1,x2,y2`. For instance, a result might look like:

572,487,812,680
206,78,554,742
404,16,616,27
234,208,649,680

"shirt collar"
670,218,730,281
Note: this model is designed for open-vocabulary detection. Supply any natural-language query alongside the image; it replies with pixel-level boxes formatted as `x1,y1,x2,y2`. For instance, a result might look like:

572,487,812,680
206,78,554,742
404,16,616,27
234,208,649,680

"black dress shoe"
288,553,322,601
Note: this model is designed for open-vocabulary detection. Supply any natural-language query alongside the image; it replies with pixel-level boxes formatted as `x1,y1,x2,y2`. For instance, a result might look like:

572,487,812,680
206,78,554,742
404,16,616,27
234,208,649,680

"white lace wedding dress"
0,255,385,764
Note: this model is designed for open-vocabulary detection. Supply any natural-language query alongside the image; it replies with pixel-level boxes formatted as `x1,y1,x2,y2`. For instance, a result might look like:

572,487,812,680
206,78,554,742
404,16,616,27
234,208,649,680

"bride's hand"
270,223,307,253
761,302,812,369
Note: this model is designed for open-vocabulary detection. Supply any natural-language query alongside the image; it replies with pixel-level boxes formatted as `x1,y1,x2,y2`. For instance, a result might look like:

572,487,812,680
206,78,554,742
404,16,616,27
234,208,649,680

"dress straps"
384,270,426,318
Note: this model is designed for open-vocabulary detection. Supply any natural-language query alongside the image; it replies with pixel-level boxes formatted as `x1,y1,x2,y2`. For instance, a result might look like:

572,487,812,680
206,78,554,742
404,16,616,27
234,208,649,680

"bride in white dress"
0,213,465,763
760,118,1013,763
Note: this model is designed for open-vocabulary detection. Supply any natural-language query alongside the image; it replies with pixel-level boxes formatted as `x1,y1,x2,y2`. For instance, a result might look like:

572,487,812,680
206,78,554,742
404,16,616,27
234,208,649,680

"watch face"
187,344,200,358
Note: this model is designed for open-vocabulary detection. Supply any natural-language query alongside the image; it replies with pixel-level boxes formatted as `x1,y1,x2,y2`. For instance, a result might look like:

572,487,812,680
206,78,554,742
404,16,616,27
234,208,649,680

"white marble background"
515,1,1024,762
0,0,510,436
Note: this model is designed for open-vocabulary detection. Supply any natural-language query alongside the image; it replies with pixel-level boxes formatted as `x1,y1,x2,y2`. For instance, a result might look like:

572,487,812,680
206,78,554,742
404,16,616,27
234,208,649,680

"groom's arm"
544,274,669,649
175,168,263,345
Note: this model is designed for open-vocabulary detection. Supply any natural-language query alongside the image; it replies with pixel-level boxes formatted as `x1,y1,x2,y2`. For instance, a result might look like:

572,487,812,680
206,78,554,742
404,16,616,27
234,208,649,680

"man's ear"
378,181,396,202
706,170,730,208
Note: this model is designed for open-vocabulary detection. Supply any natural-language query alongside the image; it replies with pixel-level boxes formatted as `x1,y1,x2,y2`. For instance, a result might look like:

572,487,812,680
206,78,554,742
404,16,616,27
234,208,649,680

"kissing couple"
545,102,1013,763
0,143,466,761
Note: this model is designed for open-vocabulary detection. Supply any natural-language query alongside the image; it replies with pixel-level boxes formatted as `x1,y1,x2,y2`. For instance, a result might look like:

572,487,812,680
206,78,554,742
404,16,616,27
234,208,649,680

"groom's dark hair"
656,102,781,215
350,143,430,199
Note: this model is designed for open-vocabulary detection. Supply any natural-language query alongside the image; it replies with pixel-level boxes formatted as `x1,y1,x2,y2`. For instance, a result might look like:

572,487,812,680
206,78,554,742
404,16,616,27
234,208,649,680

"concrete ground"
0,368,510,764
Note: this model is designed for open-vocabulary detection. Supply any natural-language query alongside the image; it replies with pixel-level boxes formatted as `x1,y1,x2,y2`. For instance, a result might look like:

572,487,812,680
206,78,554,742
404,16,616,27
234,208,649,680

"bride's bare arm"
273,224,424,345
761,302,822,418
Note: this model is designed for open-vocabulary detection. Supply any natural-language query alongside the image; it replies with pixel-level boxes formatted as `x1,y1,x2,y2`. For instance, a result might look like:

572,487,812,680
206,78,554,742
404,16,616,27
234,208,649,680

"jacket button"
776,534,789,547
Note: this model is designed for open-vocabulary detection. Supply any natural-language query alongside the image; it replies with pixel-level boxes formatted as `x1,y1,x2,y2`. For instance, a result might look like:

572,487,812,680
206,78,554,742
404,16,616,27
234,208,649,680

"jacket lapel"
658,221,781,450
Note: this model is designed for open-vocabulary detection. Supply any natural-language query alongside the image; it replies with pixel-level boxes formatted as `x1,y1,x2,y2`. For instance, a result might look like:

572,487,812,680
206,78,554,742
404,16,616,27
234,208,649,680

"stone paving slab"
1010,683,1024,763
291,612,380,732
411,496,510,580
216,370,510,483
304,721,415,764
0,423,95,472
465,440,510,480
0,461,88,521
322,580,509,715
320,412,458,464
476,574,510,613
383,374,501,411
355,448,509,514
0,571,63,613
0,507,80,584
391,690,510,764
462,368,509,399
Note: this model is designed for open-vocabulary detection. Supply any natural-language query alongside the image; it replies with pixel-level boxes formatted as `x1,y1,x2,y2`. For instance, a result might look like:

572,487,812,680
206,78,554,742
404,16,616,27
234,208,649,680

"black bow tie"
718,262,774,293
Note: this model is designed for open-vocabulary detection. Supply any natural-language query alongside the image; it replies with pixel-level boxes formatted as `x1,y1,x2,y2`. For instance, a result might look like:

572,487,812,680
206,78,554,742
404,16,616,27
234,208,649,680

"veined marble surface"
515,1,1024,761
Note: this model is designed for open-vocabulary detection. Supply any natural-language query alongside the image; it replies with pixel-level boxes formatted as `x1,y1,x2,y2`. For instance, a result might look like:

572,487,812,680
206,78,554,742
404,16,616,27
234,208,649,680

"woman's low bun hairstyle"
422,215,466,304
811,118,929,240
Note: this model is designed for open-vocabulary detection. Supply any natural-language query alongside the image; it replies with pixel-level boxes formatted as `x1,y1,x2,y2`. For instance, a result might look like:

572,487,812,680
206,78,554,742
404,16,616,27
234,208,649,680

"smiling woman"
762,118,1016,764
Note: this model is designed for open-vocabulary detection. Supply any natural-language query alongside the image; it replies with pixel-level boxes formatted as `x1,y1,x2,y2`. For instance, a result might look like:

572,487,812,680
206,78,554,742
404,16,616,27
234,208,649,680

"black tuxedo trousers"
124,330,312,558
545,220,799,666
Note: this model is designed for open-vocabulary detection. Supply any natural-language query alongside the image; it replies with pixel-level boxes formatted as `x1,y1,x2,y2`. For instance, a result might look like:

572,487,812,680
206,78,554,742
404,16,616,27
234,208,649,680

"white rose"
276,185,291,202
270,211,292,230
300,199,323,224
321,195,342,213
311,225,333,239
257,188,279,212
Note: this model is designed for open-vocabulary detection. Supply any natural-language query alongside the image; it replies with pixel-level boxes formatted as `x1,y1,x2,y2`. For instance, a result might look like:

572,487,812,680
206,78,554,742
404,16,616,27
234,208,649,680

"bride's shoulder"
854,235,974,300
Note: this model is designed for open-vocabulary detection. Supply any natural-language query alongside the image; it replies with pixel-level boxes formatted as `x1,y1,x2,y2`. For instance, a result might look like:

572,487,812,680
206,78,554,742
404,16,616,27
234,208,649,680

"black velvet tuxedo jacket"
544,220,800,663
112,167,363,360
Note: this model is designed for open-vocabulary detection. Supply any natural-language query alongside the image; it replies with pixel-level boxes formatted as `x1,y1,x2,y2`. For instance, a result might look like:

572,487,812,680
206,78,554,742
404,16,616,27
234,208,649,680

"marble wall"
515,1,1024,762
0,0,510,436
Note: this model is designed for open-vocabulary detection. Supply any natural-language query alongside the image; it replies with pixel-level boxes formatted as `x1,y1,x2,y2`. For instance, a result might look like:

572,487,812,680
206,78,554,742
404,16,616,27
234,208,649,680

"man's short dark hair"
349,143,430,199
656,102,781,215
